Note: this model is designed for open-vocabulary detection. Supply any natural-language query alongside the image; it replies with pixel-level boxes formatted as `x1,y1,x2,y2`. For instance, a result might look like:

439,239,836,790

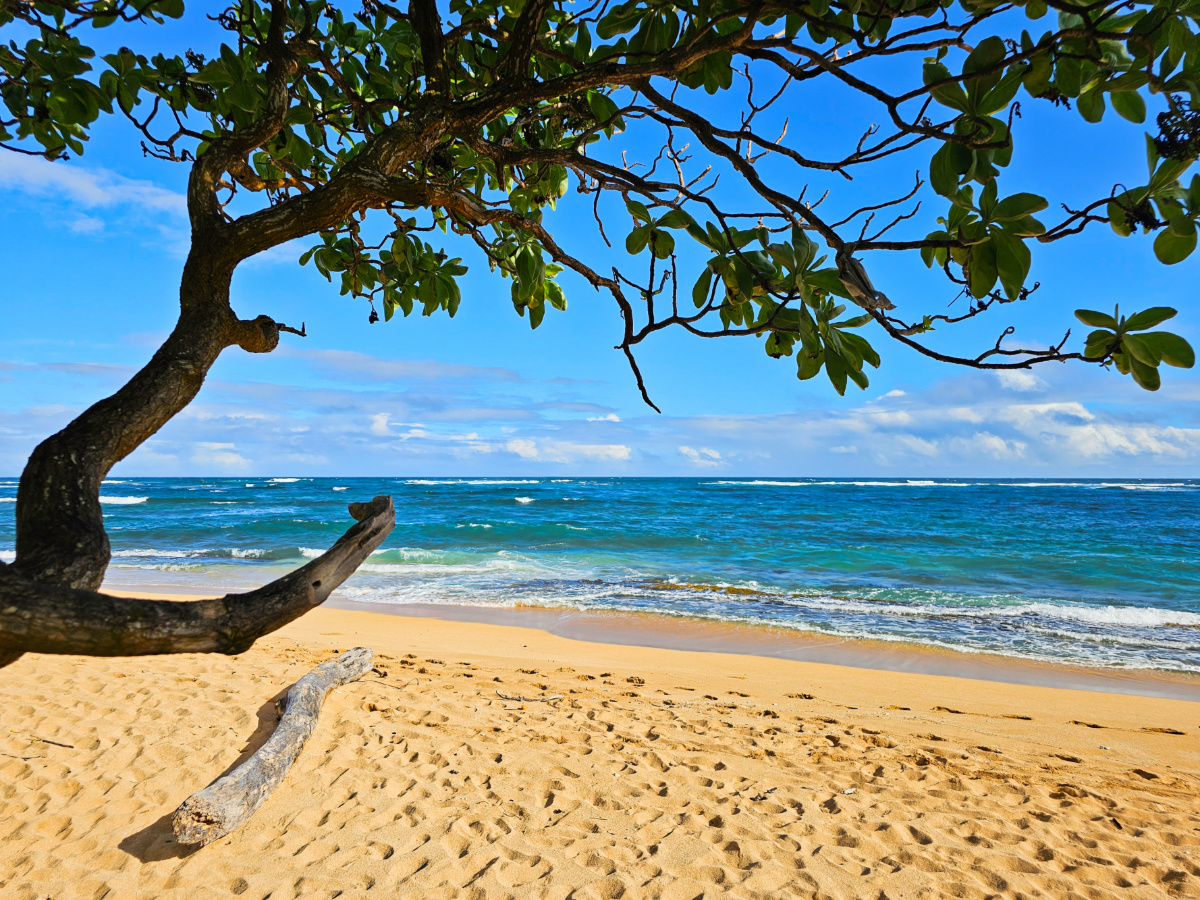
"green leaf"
1141,332,1195,368
1123,307,1177,331
929,143,960,197
651,230,675,258
693,268,714,308
967,239,998,298
824,349,849,395
1128,354,1161,390
1075,309,1118,329
1154,226,1197,264
626,200,651,223
963,36,1006,78
1121,332,1160,367
1077,88,1105,123
1084,329,1116,358
991,228,1031,298
625,225,650,255
797,350,823,381
991,192,1049,221
656,208,694,230
1110,90,1146,123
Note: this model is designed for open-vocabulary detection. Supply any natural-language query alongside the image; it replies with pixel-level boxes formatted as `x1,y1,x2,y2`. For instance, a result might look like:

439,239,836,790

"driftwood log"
173,646,374,846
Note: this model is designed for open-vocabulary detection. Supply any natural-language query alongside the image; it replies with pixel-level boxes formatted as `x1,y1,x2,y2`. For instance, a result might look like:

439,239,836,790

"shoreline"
108,587,1200,702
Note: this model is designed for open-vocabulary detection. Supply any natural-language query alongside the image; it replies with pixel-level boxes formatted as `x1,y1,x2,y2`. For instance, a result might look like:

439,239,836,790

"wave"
704,480,970,487
405,479,540,486
110,546,299,561
100,496,148,505
0,550,14,562
515,497,535,504
270,478,302,483
333,486,349,491
0,498,14,503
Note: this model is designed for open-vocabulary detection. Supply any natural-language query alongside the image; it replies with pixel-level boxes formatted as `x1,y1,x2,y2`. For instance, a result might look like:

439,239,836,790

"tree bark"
173,646,375,846
0,496,393,664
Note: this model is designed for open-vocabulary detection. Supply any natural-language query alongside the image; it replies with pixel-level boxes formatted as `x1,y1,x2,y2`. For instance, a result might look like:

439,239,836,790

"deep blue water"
1,477,1197,672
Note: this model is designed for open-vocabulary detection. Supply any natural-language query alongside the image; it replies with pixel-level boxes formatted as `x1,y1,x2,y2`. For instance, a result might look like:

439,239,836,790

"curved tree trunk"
2,227,386,662
12,248,282,591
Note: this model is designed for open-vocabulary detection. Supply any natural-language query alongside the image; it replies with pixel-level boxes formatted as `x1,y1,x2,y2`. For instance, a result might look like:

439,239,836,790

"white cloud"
505,439,540,459
502,439,630,463
0,154,185,215
191,442,250,471
951,432,1027,460
545,442,631,463
891,435,940,457
679,445,722,467
997,370,1048,392
289,347,520,383
68,215,105,234
586,413,621,422
830,445,858,454
369,413,391,436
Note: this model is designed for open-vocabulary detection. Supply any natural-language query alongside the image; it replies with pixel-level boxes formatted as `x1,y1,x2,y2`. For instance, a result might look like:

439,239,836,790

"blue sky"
2,10,1199,477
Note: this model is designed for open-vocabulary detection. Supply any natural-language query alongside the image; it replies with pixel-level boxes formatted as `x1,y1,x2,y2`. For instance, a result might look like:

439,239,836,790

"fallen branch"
173,646,374,846
496,690,563,702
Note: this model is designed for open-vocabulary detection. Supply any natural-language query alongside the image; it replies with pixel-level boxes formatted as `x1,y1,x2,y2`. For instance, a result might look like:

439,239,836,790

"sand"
1,603,1199,900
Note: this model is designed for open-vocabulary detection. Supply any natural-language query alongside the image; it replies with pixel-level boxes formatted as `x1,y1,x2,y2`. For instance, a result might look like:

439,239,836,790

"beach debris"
842,788,857,795
495,690,562,703
173,647,374,846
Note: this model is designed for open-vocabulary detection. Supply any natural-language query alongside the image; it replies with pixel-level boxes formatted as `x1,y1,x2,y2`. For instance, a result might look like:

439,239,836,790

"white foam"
515,497,535,504
1097,482,1187,491
1027,602,1200,628
270,477,301,483
300,547,325,559
455,523,493,529
231,548,271,559
0,498,14,503
333,486,349,491
0,550,14,562
100,496,148,505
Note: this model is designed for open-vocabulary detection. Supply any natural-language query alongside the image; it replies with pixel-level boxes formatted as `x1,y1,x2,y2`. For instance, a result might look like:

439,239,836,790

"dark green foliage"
2,0,1196,398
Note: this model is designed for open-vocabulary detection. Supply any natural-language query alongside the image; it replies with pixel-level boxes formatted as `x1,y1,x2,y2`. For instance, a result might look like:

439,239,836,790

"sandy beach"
2,602,1199,899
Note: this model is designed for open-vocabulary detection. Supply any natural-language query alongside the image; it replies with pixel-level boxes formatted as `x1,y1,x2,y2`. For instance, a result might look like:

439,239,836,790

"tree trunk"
173,647,375,846
11,247,281,591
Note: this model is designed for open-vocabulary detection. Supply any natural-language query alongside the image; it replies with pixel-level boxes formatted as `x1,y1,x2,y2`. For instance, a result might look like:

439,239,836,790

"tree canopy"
0,0,1197,661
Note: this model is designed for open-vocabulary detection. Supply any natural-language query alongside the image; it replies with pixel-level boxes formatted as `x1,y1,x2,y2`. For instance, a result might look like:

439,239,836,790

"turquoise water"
1,477,1197,672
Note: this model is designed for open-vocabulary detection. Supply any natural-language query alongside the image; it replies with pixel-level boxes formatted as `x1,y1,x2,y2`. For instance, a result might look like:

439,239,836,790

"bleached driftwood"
173,646,374,846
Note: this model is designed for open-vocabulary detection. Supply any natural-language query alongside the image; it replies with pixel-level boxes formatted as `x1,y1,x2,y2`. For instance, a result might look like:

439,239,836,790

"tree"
0,0,1195,665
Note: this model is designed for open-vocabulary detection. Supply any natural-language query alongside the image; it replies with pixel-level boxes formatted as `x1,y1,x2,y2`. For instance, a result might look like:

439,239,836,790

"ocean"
1,477,1197,673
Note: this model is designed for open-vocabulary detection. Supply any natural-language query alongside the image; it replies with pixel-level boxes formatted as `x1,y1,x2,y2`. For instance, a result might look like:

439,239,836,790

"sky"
2,8,1199,478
